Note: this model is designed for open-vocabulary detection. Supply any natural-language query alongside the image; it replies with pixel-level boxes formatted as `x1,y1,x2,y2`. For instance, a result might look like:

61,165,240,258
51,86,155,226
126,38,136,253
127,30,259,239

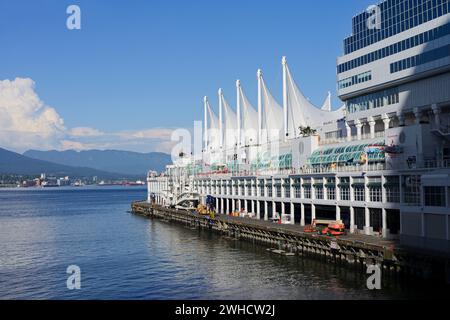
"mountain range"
24,149,172,175
0,148,130,179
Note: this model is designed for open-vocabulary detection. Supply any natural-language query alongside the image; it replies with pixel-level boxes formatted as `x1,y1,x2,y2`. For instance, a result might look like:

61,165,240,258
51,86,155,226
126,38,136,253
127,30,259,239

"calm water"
0,187,442,300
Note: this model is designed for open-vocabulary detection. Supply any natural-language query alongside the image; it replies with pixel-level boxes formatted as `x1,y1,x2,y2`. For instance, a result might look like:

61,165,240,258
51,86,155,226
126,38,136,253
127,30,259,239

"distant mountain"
0,147,132,179
24,149,172,175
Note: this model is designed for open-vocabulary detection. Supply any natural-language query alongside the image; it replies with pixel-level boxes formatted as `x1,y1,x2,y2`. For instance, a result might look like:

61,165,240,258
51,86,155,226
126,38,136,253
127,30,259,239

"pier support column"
226,199,230,215
251,200,255,217
256,201,261,220
216,198,219,212
264,201,268,221
311,204,316,222
350,207,355,234
232,199,235,213
300,203,305,226
244,199,248,213
272,201,277,220
221,198,224,214
382,208,389,238
281,202,285,218
290,202,295,225
364,207,372,235
336,206,341,221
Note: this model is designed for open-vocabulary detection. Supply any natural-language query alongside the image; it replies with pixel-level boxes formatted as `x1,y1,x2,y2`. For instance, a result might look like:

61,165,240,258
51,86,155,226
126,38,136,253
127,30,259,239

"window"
340,188,350,201
275,186,282,198
354,187,365,202
327,188,336,200
294,186,301,198
391,44,450,73
403,176,421,206
304,187,311,199
424,187,446,207
369,187,382,202
315,187,324,200
338,71,372,90
339,21,450,74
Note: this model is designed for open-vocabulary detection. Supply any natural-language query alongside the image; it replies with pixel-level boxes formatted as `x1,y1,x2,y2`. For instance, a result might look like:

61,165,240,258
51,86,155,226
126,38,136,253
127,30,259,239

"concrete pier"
132,201,450,283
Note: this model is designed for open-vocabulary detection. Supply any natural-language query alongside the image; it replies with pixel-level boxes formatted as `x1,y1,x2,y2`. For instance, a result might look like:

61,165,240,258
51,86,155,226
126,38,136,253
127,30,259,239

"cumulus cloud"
0,78,177,154
0,78,66,151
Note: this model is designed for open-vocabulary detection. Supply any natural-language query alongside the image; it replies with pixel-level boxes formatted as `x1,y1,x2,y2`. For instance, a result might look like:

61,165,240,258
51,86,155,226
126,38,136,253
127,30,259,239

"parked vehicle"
304,219,346,236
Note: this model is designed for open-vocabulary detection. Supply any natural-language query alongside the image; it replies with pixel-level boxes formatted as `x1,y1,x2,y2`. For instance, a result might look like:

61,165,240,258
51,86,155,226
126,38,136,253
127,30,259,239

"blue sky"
0,0,374,153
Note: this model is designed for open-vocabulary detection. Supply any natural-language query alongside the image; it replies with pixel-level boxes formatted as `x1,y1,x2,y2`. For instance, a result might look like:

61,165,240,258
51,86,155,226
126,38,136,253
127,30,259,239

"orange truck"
304,219,346,237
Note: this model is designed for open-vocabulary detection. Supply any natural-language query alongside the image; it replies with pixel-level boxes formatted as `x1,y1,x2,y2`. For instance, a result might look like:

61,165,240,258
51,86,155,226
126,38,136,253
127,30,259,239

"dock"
132,201,450,283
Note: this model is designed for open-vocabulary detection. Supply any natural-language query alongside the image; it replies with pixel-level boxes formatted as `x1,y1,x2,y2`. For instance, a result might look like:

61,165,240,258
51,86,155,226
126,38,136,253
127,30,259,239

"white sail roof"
221,93,238,149
206,100,220,151
286,63,344,138
321,92,332,111
238,84,258,146
261,75,284,143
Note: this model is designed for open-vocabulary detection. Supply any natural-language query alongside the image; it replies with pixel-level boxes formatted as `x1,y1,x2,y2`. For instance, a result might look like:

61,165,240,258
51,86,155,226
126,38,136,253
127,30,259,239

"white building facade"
149,0,450,253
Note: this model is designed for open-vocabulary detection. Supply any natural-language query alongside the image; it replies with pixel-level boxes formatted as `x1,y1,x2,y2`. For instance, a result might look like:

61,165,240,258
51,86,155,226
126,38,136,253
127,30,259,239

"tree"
298,126,317,137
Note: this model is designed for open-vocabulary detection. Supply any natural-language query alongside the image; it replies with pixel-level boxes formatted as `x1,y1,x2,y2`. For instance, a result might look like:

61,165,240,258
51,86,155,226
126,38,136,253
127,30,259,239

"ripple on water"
0,187,443,300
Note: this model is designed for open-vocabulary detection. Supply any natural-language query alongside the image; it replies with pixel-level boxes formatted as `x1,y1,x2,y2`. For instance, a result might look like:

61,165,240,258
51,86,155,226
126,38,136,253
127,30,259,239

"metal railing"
319,131,385,146
194,159,450,179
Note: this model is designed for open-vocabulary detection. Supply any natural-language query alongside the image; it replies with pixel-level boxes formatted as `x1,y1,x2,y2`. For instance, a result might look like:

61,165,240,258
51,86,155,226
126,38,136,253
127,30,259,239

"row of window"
202,184,398,204
346,87,400,114
339,22,450,74
338,71,372,90
345,0,450,54
390,44,450,72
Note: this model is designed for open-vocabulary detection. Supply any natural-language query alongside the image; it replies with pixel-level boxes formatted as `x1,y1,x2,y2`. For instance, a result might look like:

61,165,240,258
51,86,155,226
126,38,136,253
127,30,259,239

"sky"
0,0,375,154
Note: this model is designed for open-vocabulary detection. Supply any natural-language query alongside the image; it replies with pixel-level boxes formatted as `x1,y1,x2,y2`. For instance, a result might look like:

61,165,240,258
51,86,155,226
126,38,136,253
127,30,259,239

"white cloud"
69,127,104,137
0,78,177,154
0,78,66,151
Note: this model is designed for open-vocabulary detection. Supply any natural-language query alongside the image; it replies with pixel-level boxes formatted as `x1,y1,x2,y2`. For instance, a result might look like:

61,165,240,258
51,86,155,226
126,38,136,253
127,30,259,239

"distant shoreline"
0,185,147,191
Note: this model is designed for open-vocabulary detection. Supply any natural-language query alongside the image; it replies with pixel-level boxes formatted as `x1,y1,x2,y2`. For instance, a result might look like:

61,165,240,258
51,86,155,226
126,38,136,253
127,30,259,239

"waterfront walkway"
135,201,398,250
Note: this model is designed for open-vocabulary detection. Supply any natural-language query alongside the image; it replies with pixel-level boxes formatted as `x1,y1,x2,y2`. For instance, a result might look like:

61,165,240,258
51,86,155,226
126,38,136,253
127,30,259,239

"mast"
218,88,223,149
236,80,241,147
203,96,208,152
257,69,263,145
282,56,288,141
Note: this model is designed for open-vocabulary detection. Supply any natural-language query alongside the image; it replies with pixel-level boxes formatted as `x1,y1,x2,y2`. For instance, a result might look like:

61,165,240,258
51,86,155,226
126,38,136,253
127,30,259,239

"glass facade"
309,142,386,166
390,43,450,72
347,87,399,114
344,0,450,55
338,71,372,89
339,22,450,74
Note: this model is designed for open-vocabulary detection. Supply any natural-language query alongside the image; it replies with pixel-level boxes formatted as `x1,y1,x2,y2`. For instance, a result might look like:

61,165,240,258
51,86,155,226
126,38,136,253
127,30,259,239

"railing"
194,159,450,179
319,131,385,146
423,159,450,169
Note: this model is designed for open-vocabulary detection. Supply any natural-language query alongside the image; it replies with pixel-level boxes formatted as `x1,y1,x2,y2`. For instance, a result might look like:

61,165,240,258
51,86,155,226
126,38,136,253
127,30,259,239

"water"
0,187,443,300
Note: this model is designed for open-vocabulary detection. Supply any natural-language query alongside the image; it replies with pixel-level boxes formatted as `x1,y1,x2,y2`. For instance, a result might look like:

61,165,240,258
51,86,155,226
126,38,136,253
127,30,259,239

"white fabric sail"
239,85,258,146
206,101,220,151
286,63,344,138
260,76,284,143
321,92,332,111
221,93,238,149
